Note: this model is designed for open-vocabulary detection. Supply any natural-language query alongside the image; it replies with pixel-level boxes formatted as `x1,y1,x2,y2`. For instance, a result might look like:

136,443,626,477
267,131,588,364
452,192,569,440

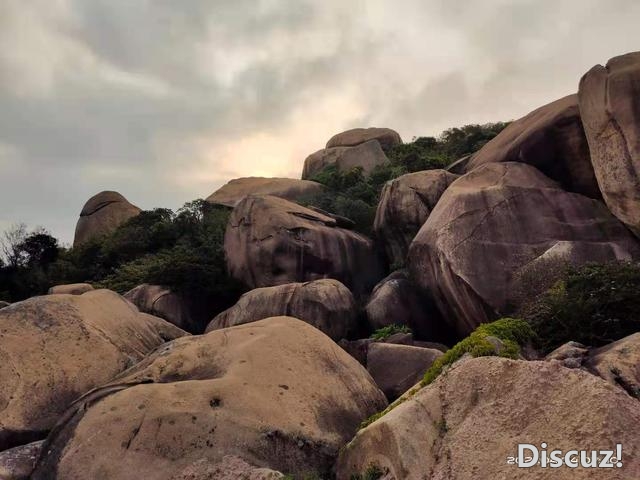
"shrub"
370,324,411,341
521,262,640,353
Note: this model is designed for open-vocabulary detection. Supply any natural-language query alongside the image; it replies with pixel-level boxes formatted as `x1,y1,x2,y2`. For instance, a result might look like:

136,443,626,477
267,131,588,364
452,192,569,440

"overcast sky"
1,0,639,244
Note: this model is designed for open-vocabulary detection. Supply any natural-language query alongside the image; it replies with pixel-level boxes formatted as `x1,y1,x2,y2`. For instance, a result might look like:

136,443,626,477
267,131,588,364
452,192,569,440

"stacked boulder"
73,191,141,246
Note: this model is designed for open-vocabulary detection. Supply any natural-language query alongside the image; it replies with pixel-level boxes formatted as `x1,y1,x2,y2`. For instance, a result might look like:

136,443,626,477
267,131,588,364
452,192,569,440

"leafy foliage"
350,465,385,480
521,262,640,353
369,324,411,341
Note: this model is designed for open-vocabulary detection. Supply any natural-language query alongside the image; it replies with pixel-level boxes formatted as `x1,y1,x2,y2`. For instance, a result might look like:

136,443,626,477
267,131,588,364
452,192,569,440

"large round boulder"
31,317,387,479
408,162,640,336
326,127,402,149
374,170,458,266
206,279,357,340
225,195,384,297
124,284,196,332
73,191,141,247
337,356,640,479
467,94,600,198
47,283,94,295
302,140,389,180
206,177,326,208
365,270,451,342
0,290,186,450
579,51,640,236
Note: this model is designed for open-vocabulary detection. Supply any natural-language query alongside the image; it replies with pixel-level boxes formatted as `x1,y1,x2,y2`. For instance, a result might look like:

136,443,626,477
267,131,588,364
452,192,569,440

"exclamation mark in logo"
616,444,623,468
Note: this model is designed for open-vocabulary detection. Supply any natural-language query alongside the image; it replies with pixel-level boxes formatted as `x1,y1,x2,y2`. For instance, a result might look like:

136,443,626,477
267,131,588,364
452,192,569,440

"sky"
1,0,639,245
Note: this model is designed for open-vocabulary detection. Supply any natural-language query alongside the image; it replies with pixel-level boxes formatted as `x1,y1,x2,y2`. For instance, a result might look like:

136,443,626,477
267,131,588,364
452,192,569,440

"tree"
1,223,27,267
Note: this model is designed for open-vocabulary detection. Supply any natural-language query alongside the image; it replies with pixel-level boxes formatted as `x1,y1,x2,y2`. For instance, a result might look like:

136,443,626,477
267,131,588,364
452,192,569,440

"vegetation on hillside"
521,262,640,353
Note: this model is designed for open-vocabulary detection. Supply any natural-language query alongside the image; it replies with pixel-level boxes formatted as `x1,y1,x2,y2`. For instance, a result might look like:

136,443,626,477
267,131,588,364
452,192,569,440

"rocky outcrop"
587,333,640,399
73,191,141,246
579,52,640,236
408,162,640,336
302,140,389,179
326,127,402,149
0,301,9,310
337,356,640,479
365,270,450,341
374,170,458,266
545,341,589,369
467,94,600,198
172,456,285,479
124,284,196,332
31,317,387,480
206,177,326,208
366,343,442,400
0,440,44,480
47,283,94,295
0,290,186,451
206,279,357,341
225,195,384,297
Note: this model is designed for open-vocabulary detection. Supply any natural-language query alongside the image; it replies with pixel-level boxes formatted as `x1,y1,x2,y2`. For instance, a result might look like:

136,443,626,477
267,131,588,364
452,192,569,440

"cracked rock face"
579,51,640,237
224,195,384,297
206,177,327,208
206,279,357,340
73,191,141,247
31,317,387,480
302,140,390,179
374,170,458,267
408,162,640,336
337,356,640,480
0,290,187,451
467,94,600,198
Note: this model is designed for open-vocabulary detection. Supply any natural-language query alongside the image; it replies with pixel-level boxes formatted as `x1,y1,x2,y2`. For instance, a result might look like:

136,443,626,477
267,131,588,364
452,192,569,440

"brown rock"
326,127,402,149
366,343,442,401
124,284,196,332
587,333,640,399
172,456,285,479
31,317,387,479
47,283,94,295
206,279,357,340
0,301,9,310
467,95,600,198
374,170,458,266
408,162,640,336
446,154,472,174
225,195,384,297
545,341,589,369
0,289,187,450
302,140,389,180
337,356,640,479
206,177,326,208
579,52,640,236
365,270,450,342
0,440,44,480
73,191,141,246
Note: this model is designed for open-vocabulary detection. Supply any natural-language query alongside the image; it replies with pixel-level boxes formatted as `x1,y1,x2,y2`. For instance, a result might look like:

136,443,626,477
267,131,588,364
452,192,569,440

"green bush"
370,324,411,341
521,262,640,353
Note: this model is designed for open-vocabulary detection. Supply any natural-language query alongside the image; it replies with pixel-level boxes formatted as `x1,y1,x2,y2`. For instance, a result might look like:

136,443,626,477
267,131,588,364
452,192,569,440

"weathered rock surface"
326,127,402,149
366,343,443,400
408,162,640,336
73,191,141,246
0,440,44,480
579,52,640,236
365,270,450,341
374,170,458,266
587,333,640,399
31,317,387,480
124,284,196,332
0,290,187,450
0,301,9,310
206,279,356,340
337,356,640,479
467,94,600,198
446,154,472,174
225,195,384,296
172,456,285,479
47,283,94,295
545,341,589,369
302,140,389,179
206,177,326,208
